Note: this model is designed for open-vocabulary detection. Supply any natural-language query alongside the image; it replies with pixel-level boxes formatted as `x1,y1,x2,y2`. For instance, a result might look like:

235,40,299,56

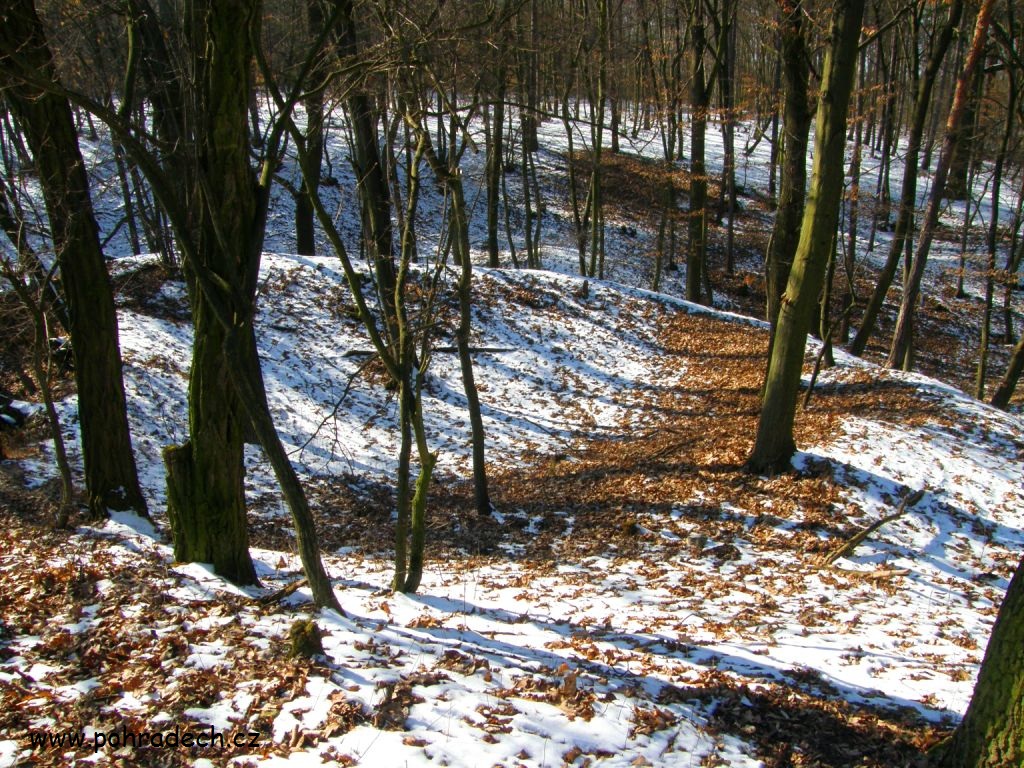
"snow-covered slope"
2,250,1022,767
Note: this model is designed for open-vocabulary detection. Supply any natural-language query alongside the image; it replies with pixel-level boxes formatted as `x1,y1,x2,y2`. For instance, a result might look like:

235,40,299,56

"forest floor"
2,114,1024,768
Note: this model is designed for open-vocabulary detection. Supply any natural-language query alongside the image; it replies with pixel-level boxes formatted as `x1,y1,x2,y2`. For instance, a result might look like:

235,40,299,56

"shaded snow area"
2,252,1023,768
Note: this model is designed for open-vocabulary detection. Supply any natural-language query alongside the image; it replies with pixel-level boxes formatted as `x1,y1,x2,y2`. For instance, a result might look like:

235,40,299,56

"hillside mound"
1,255,1022,767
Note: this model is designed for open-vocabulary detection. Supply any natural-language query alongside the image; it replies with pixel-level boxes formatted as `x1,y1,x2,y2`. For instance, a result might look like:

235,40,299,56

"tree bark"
162,0,264,586
686,0,709,305
943,66,982,202
748,0,866,473
0,0,146,519
934,557,1024,767
485,71,506,268
887,0,995,370
333,0,397,337
437,164,491,517
295,0,328,256
848,0,963,357
586,0,609,280
991,333,1024,410
765,0,810,330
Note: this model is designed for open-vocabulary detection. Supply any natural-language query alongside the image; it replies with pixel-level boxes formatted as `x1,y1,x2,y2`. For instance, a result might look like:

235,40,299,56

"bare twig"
257,578,309,606
819,488,926,567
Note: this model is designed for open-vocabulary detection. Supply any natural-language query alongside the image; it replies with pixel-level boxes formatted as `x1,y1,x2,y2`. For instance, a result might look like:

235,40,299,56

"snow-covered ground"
1,102,1023,767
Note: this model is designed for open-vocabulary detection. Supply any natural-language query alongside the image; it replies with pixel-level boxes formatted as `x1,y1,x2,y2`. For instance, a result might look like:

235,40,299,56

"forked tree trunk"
748,0,866,473
163,0,262,586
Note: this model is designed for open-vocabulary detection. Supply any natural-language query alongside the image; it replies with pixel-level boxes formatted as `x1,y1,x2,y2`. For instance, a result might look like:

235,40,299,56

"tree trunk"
561,64,588,275
334,0,397,337
295,0,328,257
1002,177,1024,344
748,0,866,473
587,0,609,280
975,77,1014,400
410,103,491,518
943,66,982,202
0,251,75,527
224,322,338,608
991,333,1024,410
715,0,737,275
164,439,252,583
163,0,264,586
520,0,540,153
0,0,147,520
485,71,506,268
887,0,995,370
391,133,435,593
0,175,69,333
686,0,709,305
848,0,963,357
765,0,810,330
841,57,863,346
450,175,491,517
934,557,1024,767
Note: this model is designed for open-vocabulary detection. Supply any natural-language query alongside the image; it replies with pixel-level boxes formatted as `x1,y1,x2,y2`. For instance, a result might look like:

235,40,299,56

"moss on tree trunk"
0,0,146,519
748,0,866,473
162,0,261,586
163,310,257,585
935,557,1024,767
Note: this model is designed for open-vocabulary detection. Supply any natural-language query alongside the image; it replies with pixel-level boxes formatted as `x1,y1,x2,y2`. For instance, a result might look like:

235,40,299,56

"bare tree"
0,0,147,520
887,0,996,370
748,0,866,472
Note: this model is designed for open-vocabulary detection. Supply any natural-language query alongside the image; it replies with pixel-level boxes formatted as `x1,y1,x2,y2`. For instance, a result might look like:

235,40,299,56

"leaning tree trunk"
848,0,963,357
748,0,866,473
0,0,146,520
887,0,995,370
934,557,1024,767
991,333,1024,410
